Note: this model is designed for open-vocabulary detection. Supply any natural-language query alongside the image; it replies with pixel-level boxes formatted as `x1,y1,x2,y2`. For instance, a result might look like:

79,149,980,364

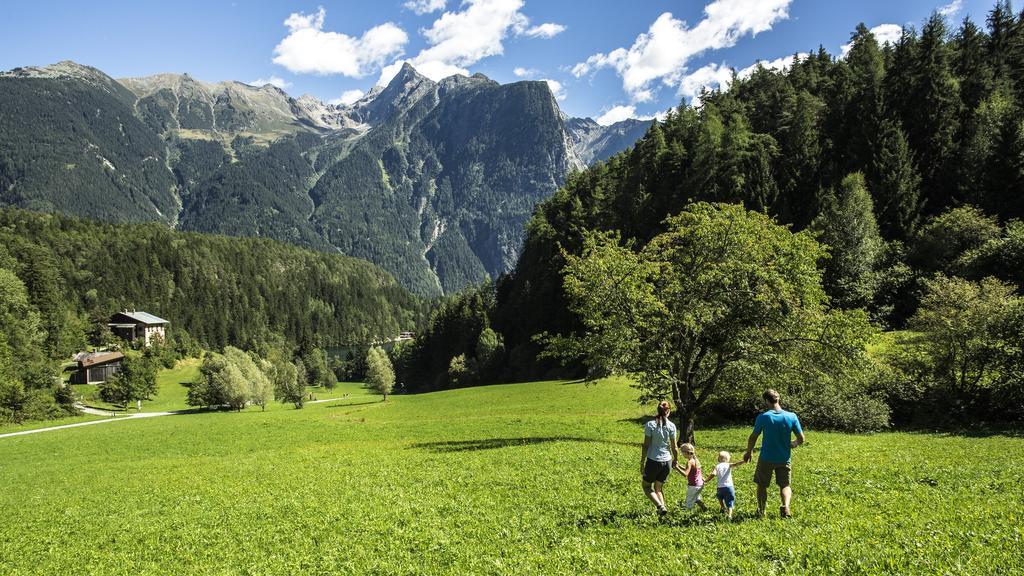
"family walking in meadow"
642,389,805,519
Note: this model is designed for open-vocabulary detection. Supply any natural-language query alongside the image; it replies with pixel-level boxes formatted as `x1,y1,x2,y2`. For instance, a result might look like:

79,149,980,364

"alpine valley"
0,61,650,296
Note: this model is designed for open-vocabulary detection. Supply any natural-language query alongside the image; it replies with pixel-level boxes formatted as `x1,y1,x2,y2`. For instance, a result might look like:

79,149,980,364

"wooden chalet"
69,351,124,384
109,310,168,347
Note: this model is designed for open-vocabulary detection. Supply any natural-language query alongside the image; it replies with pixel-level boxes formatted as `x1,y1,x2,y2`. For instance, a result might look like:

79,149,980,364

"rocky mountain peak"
352,62,438,124
1,60,132,101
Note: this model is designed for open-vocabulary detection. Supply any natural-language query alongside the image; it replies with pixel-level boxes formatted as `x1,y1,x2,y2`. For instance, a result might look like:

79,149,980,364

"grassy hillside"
0,378,1020,574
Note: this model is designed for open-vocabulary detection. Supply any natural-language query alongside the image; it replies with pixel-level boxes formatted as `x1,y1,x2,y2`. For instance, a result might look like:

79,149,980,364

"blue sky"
0,0,999,122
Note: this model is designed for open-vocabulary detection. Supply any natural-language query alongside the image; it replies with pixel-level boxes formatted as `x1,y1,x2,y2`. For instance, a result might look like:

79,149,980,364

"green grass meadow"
1,378,1022,575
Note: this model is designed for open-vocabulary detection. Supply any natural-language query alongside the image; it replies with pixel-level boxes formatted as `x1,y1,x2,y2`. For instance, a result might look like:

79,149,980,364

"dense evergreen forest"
0,208,422,421
398,4,1024,428
0,75,179,223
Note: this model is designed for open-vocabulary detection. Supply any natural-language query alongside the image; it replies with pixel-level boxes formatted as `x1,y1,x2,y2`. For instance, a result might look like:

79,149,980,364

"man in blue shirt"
743,389,805,518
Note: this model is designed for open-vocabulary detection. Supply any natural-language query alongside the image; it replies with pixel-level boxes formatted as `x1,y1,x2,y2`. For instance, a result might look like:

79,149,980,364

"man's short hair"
763,389,781,404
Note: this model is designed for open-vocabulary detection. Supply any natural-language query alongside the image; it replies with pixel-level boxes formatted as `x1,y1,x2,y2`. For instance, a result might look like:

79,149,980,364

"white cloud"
592,105,671,125
377,0,559,86
840,23,902,57
329,89,366,106
524,23,566,38
939,0,963,17
543,79,566,100
596,105,638,126
571,50,627,79
513,66,538,77
416,0,528,67
673,53,806,106
404,0,446,15
736,53,806,79
572,0,792,102
677,63,734,104
248,76,292,89
272,7,408,77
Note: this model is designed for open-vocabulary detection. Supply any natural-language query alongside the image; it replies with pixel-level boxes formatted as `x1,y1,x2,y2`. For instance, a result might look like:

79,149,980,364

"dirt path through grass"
1,394,373,440
0,408,191,439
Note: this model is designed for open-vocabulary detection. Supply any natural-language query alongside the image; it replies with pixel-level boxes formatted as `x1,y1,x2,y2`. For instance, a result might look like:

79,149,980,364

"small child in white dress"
705,450,746,519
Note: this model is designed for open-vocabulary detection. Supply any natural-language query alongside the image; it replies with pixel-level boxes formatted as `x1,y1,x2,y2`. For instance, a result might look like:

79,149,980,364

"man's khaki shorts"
753,460,791,488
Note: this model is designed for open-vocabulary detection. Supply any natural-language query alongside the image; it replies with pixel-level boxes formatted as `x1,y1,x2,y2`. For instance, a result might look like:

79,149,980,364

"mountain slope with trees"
399,3,1024,430
0,62,647,296
0,207,422,423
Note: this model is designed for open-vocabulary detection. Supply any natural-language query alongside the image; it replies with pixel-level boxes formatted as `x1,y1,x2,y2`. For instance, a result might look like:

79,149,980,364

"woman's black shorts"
643,459,671,483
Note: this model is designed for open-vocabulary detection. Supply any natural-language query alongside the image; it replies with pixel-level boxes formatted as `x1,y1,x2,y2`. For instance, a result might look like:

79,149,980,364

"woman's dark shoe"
780,506,792,518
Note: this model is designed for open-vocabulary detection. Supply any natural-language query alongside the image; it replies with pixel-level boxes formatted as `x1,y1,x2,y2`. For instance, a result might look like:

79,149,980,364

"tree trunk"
677,409,697,445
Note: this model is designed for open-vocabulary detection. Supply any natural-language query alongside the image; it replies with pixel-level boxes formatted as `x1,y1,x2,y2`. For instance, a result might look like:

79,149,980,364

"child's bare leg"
727,506,734,519
718,499,726,513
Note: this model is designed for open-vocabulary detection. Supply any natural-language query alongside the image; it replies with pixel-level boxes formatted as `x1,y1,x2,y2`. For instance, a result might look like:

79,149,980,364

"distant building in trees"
108,310,168,347
69,351,124,384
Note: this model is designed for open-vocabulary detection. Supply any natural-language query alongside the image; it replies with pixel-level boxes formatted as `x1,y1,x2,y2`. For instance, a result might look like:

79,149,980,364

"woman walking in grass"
641,400,679,516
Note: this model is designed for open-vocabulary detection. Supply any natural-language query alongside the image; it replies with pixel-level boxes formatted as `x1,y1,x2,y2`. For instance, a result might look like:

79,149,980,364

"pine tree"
954,17,995,114
986,113,1024,220
986,0,1016,82
884,27,919,129
843,23,886,173
871,120,923,240
909,14,963,213
776,91,825,228
812,173,884,308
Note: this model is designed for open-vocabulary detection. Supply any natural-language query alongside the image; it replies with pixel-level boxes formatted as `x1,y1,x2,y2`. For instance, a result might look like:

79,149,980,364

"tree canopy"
547,203,877,441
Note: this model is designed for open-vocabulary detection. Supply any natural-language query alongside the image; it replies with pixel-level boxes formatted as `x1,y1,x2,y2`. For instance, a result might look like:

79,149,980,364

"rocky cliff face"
0,61,651,295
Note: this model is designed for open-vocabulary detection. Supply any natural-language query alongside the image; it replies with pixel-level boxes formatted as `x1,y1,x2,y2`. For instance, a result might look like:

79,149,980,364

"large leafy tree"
0,267,54,421
902,275,1024,420
547,203,874,442
366,346,395,401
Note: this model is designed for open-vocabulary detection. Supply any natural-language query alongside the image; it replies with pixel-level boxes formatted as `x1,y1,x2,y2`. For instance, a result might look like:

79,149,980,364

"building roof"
76,351,124,368
113,310,169,325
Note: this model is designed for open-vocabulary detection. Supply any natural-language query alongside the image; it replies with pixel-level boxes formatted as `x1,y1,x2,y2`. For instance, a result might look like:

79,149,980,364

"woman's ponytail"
656,400,671,428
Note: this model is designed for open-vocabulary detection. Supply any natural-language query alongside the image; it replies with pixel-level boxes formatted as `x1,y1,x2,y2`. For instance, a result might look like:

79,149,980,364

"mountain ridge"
0,60,652,295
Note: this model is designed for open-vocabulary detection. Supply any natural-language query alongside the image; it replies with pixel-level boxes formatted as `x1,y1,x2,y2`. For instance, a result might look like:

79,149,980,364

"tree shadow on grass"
410,436,634,453
618,416,653,426
919,427,1024,439
573,507,762,529
323,400,382,409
